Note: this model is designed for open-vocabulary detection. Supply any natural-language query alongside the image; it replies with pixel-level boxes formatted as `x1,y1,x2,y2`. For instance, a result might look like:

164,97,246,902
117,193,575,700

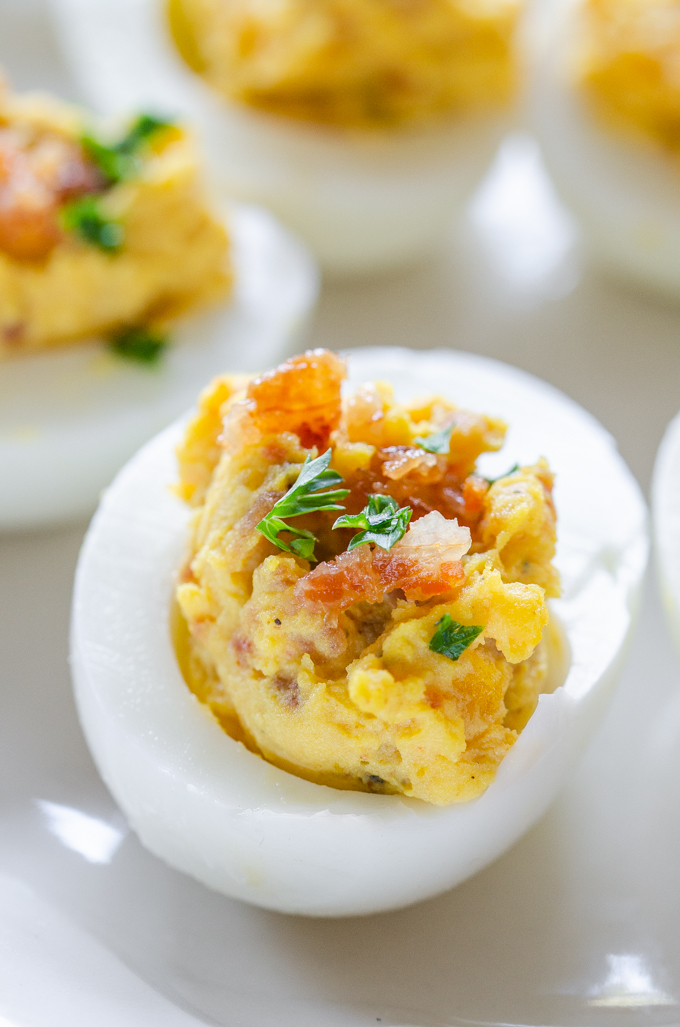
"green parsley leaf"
414,421,455,454
82,114,175,185
60,195,124,251
485,463,519,487
333,494,412,551
256,450,349,561
81,135,138,184
429,614,484,661
108,325,168,364
118,114,174,152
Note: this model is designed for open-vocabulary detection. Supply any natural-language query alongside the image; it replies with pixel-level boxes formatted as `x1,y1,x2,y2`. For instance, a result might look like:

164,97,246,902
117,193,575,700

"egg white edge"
652,409,680,657
48,0,514,272
526,0,680,296
0,201,319,531
70,346,648,916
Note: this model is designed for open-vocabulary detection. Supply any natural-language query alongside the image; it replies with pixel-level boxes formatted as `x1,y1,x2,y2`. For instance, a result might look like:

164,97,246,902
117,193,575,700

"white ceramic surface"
48,0,511,275
3,1,680,1024
70,347,647,917
527,0,680,299
0,202,318,530
653,411,680,655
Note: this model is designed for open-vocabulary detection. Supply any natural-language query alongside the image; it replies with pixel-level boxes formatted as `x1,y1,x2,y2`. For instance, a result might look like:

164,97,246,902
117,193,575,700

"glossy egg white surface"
0,203,318,531
48,0,511,275
70,346,648,917
652,410,680,654
527,0,680,299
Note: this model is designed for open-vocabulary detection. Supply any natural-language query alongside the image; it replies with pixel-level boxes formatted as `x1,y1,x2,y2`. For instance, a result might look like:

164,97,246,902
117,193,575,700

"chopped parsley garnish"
118,114,174,154
333,494,412,551
256,450,349,561
485,463,520,486
429,614,484,661
82,113,175,185
60,195,124,251
108,325,168,364
63,115,174,251
414,422,455,454
80,136,137,185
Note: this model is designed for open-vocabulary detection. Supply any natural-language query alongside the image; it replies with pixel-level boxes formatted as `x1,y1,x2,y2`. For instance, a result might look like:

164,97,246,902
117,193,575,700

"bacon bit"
231,632,253,668
245,349,346,449
462,474,489,514
338,448,490,539
379,446,441,481
178,560,196,584
271,673,301,709
344,382,386,444
296,511,471,610
0,128,103,261
297,545,383,610
1,321,25,346
390,511,471,563
375,512,470,600
425,686,444,709
227,489,283,557
373,551,465,601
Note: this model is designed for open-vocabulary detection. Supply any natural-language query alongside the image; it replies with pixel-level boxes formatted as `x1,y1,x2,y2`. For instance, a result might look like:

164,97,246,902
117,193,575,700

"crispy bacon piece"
344,382,388,445
374,512,469,600
340,452,490,536
296,511,471,610
296,544,383,611
246,349,346,449
380,446,441,481
0,128,103,260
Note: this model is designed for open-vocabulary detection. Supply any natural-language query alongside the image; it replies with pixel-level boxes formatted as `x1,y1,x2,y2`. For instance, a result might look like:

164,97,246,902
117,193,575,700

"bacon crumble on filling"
0,126,103,260
176,350,560,806
296,511,470,609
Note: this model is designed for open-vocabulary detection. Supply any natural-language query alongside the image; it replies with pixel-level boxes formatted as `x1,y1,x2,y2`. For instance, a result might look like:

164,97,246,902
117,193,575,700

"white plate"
3,1,680,1024
0,202,319,529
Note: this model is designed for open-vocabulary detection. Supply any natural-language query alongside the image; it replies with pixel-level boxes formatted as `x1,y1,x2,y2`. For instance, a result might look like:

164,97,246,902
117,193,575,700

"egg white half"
527,0,680,298
70,346,647,916
48,0,511,275
0,203,318,531
652,410,680,654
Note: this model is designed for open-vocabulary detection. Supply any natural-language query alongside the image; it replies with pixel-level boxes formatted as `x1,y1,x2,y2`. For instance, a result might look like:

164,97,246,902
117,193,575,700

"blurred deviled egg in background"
50,0,526,275
528,0,680,299
0,79,318,530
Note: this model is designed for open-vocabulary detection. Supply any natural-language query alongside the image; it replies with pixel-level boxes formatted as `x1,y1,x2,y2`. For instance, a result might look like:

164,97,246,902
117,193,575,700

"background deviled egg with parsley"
49,0,525,275
527,0,680,299
0,82,318,530
71,347,647,917
0,80,230,355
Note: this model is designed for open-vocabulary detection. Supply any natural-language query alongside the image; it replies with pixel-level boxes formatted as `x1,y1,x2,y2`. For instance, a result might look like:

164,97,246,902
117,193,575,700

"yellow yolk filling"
578,0,680,154
169,0,521,129
175,355,560,806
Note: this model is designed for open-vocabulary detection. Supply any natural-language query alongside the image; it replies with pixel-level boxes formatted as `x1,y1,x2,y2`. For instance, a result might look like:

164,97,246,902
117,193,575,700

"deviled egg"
50,0,524,274
0,82,318,529
0,80,230,355
71,347,647,916
528,0,680,298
